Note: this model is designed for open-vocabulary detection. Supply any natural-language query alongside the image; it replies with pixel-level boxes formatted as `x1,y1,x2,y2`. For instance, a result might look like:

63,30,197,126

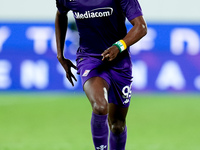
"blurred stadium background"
0,0,200,150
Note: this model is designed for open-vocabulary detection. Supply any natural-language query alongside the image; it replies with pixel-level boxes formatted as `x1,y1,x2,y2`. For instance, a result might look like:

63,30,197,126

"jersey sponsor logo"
96,145,107,150
74,7,113,19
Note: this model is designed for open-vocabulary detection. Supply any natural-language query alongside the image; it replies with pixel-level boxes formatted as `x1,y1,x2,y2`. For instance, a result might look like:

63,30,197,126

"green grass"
0,92,200,150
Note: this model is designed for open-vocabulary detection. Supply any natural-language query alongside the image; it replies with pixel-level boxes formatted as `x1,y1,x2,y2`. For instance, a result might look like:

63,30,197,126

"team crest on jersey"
82,70,90,77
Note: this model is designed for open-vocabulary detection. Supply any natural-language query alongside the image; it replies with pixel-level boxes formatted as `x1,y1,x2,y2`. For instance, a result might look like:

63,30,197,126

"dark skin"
55,11,77,86
55,10,147,134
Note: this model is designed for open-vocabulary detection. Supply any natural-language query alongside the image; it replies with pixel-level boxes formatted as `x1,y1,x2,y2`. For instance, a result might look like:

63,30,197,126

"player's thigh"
84,76,109,113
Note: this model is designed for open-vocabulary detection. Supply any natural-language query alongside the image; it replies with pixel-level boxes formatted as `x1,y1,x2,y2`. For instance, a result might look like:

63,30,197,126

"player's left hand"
101,45,120,61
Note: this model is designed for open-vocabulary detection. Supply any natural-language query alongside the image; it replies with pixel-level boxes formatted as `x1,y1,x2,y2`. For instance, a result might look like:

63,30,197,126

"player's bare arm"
123,16,147,47
102,15,147,61
55,10,77,86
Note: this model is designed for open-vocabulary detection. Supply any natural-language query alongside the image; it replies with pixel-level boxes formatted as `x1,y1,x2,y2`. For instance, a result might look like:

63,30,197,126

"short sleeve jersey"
56,0,143,55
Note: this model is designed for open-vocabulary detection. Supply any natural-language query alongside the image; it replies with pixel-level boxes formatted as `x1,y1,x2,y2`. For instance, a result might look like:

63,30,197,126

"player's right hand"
101,45,120,61
58,58,77,86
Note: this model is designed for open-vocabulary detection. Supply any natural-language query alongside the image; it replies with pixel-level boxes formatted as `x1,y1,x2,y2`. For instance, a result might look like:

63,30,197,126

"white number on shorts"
122,85,132,99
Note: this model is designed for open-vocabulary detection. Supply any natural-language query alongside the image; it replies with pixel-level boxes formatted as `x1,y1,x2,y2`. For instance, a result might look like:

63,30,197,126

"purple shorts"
76,51,133,107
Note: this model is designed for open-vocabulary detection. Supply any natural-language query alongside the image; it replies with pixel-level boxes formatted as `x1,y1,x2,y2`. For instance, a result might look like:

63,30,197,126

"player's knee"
92,97,108,115
110,121,125,135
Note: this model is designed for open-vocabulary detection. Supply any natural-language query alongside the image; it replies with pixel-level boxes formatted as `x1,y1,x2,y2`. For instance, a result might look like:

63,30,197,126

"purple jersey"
56,0,143,55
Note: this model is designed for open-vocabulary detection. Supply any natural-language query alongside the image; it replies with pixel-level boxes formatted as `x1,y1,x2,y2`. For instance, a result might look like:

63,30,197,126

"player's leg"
108,103,129,150
84,76,109,150
84,76,109,115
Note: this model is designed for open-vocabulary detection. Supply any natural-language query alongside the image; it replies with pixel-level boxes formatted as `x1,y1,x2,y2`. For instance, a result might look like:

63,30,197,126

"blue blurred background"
0,0,200,93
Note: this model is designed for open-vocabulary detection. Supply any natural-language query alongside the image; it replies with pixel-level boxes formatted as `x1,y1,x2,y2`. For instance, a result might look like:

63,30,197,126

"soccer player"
55,0,147,149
